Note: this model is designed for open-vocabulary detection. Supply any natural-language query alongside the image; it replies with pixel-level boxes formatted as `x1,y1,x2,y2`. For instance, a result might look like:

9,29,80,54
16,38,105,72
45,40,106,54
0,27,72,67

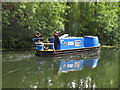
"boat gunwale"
37,45,101,52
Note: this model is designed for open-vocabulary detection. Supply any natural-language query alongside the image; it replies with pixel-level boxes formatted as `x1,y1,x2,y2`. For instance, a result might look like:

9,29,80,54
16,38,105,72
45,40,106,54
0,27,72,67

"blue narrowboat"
32,34,100,56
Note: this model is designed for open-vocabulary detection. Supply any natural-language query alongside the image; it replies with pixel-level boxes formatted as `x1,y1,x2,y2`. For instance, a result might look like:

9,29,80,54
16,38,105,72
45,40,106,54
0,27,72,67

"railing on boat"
32,38,55,50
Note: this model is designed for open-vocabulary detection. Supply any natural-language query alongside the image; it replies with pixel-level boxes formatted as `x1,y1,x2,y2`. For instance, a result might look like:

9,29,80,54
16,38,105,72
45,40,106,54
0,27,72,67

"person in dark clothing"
36,33,41,38
54,32,60,50
34,33,43,45
34,33,41,42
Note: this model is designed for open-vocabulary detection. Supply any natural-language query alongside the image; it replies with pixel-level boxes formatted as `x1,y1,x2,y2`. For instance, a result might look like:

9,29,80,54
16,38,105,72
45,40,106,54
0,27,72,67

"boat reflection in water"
33,49,100,88
58,58,99,73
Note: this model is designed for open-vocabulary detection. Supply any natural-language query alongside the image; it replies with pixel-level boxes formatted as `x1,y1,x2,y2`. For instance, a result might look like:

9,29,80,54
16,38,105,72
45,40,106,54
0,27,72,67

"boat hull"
35,46,101,57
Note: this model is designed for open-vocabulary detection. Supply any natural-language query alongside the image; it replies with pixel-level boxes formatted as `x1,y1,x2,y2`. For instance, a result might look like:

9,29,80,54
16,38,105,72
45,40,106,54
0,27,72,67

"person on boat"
36,33,41,38
54,31,60,50
35,33,43,45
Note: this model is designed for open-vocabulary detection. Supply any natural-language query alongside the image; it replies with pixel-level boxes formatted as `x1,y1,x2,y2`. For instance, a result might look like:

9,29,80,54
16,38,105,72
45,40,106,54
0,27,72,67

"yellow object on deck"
43,49,54,51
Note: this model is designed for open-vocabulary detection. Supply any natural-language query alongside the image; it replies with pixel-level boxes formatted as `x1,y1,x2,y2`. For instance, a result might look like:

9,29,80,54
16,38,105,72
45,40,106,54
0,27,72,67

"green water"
2,47,119,88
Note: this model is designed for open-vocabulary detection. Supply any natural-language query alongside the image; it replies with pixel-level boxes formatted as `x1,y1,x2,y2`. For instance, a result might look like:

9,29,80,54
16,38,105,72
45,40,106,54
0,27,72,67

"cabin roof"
59,37,83,39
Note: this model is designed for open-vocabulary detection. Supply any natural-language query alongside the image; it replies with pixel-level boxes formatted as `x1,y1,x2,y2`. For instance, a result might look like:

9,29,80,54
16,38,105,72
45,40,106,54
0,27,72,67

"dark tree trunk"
64,2,71,34
94,2,97,17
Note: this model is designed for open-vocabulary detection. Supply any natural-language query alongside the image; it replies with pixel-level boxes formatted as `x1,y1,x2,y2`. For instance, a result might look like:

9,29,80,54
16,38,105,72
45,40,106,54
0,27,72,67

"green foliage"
2,2,119,49
95,2,119,45
2,2,68,49
67,2,119,45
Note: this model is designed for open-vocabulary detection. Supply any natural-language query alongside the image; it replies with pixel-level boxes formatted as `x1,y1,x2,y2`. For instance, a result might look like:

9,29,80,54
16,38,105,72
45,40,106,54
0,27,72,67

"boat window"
75,40,81,46
68,42,74,45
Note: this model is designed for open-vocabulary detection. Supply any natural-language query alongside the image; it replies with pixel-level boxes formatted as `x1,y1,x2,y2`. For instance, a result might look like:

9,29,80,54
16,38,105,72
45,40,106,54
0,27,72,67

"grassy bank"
101,45,119,48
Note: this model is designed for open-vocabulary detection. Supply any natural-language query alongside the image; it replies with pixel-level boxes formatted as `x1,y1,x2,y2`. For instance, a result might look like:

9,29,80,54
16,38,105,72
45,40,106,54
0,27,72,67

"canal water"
2,47,119,88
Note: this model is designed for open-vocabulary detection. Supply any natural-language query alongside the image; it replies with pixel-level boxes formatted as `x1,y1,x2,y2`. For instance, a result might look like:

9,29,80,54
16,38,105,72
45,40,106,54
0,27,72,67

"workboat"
32,34,100,56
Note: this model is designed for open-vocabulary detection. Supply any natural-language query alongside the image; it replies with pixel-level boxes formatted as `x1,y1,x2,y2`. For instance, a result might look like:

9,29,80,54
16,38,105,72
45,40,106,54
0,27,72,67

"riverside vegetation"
2,2,120,49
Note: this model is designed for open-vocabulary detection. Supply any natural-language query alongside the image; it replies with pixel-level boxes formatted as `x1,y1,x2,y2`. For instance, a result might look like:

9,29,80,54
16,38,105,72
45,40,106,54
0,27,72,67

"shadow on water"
2,47,118,88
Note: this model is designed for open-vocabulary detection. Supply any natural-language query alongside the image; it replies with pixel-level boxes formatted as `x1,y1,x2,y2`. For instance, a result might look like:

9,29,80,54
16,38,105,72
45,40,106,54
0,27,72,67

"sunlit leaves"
2,2,119,49
67,2,119,45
